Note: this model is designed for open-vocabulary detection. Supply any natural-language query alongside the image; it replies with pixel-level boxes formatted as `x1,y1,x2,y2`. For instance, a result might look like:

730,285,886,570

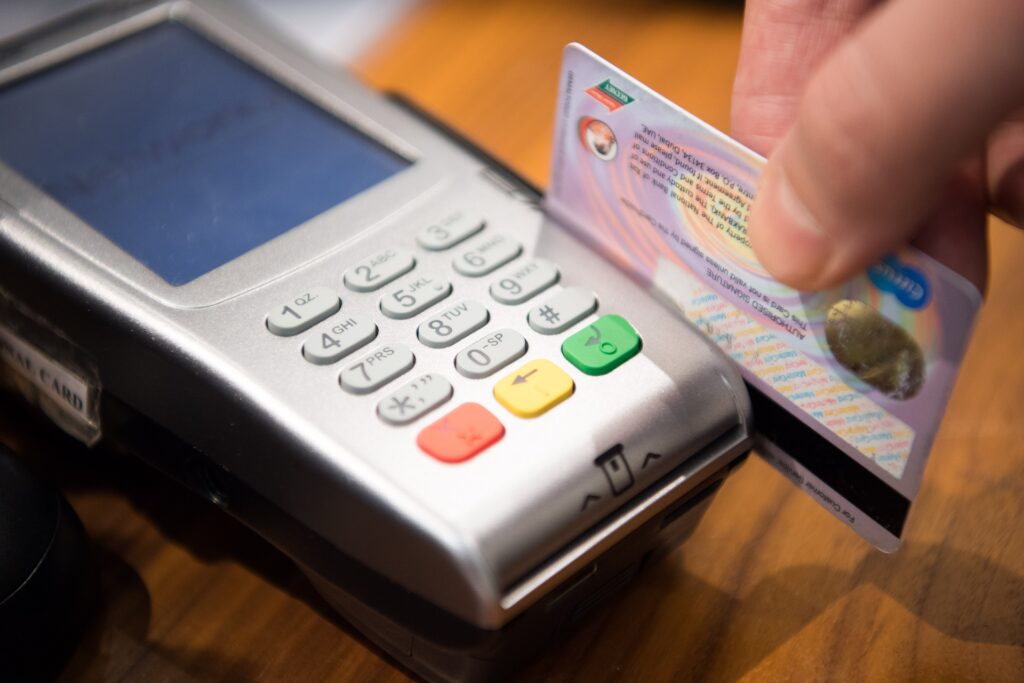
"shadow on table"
58,543,275,683
529,522,1024,681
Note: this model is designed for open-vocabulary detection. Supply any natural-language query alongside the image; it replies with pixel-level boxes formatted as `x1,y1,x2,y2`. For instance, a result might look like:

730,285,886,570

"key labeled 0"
455,328,528,379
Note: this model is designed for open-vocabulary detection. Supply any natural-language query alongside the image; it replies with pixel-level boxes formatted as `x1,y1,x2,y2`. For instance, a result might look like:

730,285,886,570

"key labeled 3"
417,212,485,251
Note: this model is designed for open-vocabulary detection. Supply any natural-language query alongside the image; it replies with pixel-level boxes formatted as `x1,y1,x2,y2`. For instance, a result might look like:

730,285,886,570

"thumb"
748,0,1024,290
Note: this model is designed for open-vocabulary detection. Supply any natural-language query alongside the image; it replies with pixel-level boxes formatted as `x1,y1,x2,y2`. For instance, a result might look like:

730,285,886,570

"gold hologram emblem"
825,300,924,400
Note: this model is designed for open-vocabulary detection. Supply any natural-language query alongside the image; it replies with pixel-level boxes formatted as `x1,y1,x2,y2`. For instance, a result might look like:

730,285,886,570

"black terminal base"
305,465,738,683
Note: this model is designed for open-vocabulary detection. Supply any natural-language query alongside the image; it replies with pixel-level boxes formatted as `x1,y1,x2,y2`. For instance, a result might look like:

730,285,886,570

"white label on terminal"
0,324,94,427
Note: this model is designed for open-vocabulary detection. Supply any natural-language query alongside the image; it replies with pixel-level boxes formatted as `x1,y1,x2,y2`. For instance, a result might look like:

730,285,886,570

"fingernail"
749,162,834,290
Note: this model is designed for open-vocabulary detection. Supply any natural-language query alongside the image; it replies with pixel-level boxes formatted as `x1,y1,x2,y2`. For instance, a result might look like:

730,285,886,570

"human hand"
732,0,1024,292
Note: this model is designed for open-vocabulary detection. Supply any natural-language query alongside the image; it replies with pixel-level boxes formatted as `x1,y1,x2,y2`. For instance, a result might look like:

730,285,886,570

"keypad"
377,373,453,425
274,208,642,467
344,249,416,292
302,313,378,365
452,234,522,277
417,301,490,349
339,343,415,394
527,287,598,334
417,402,505,463
493,359,575,418
380,275,453,319
489,258,559,305
454,329,528,379
416,212,485,251
267,287,341,337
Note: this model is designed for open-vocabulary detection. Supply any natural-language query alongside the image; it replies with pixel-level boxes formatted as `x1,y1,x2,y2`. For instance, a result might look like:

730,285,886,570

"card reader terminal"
0,2,752,680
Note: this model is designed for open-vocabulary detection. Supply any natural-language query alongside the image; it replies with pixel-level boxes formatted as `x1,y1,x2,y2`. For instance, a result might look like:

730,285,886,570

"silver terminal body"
0,0,752,638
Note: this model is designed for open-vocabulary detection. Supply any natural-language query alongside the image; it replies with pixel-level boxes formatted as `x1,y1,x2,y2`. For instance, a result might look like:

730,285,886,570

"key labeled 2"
344,249,415,292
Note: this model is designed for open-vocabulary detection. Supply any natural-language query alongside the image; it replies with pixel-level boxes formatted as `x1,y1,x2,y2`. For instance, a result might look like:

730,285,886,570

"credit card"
546,44,981,551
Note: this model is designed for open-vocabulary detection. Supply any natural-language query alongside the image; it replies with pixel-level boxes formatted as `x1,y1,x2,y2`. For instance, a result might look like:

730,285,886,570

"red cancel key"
417,402,505,463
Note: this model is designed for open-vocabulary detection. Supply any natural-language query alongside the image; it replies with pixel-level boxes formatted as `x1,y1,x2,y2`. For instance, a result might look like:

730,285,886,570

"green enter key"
561,314,642,375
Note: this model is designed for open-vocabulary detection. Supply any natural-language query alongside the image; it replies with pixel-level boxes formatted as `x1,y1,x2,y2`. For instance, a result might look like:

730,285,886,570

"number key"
452,234,522,277
302,313,378,365
380,275,453,319
339,344,415,394
416,212,485,251
417,301,490,348
266,287,340,336
454,329,528,379
344,248,416,292
489,258,559,304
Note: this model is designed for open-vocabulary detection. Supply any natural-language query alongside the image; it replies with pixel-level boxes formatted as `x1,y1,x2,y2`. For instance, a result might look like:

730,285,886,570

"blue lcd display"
0,22,410,285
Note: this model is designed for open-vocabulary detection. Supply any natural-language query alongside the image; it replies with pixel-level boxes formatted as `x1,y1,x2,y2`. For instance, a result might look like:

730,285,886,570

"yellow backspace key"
493,359,575,418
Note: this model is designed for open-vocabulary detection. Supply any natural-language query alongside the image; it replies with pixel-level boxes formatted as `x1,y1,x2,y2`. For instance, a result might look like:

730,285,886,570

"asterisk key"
388,396,414,415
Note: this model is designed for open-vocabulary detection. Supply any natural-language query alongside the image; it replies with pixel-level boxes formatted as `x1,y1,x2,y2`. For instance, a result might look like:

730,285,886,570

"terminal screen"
0,21,410,285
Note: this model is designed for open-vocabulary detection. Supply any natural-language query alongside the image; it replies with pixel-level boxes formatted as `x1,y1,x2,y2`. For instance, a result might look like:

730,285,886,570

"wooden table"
3,1,1023,680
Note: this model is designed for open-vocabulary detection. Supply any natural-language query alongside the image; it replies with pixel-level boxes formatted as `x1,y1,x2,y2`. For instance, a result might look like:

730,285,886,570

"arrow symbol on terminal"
641,452,662,469
512,369,539,385
584,325,601,347
581,493,601,511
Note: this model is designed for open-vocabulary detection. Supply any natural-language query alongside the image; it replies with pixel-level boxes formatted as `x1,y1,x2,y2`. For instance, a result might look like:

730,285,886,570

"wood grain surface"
2,1,1023,681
